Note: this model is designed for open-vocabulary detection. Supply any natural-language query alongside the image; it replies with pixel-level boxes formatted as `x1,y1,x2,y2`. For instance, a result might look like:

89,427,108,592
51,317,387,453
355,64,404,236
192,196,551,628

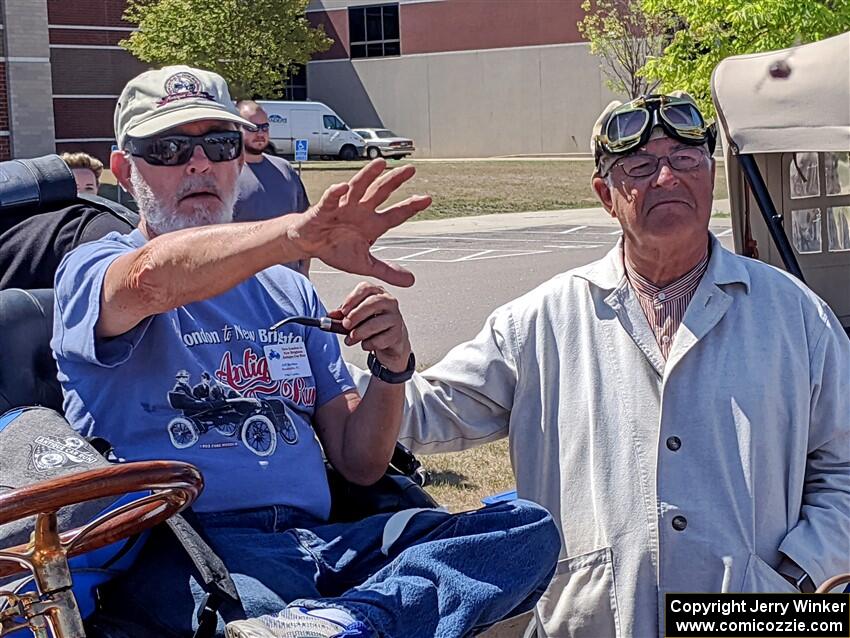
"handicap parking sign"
295,139,309,162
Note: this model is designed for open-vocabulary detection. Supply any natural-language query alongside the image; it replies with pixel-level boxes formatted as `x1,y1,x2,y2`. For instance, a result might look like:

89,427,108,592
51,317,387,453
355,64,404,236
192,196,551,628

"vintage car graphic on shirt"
165,368,299,458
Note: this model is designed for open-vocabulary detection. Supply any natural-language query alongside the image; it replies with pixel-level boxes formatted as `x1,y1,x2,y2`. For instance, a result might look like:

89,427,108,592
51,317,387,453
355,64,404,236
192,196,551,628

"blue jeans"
100,499,559,638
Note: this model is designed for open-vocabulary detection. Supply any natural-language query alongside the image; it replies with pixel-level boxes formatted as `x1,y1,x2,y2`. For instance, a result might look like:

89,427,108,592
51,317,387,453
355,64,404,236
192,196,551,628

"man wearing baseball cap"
394,93,850,636
51,65,560,637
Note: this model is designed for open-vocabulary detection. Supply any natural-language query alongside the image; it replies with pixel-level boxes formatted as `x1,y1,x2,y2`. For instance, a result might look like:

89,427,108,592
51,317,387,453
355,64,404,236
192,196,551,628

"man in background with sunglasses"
50,65,561,638
393,92,850,636
234,100,311,276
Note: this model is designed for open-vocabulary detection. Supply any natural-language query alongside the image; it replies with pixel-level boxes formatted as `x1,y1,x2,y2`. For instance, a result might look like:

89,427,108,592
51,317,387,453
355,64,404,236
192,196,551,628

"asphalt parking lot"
312,219,735,367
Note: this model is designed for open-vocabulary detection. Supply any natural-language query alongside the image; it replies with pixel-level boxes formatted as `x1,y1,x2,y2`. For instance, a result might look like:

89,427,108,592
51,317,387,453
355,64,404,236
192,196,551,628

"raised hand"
287,159,431,287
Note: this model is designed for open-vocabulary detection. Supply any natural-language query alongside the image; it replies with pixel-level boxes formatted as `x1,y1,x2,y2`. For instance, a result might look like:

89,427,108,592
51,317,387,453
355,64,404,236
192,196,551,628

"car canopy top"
712,31,850,155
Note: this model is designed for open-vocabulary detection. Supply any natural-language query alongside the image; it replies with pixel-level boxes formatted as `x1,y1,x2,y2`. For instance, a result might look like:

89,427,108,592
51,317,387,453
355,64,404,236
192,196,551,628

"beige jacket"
399,236,850,637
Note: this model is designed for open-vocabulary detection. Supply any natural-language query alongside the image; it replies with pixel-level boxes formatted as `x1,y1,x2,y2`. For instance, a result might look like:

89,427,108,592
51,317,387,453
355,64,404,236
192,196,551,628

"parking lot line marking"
378,248,553,263
544,244,602,249
716,229,733,237
455,250,495,261
451,250,550,262
560,225,589,234
386,246,488,253
609,229,623,235
386,235,539,244
393,248,440,260
539,238,614,245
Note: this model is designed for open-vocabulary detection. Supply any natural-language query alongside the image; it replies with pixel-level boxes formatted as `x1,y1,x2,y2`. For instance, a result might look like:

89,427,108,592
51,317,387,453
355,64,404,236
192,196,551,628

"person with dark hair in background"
235,100,311,276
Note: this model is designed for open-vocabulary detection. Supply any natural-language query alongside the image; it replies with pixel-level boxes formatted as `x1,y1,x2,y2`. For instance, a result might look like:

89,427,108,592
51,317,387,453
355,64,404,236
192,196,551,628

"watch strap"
367,352,415,384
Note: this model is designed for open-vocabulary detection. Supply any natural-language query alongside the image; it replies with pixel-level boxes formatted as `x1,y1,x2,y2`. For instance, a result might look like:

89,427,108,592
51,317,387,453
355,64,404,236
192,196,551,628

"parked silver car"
352,128,415,159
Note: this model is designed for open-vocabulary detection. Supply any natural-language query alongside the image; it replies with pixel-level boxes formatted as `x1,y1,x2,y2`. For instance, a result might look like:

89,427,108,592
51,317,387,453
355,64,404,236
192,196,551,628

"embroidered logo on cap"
157,71,215,107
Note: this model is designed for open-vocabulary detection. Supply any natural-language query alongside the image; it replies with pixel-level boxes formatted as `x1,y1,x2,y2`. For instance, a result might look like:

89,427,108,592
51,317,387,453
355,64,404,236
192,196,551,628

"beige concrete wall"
307,43,617,158
3,0,56,158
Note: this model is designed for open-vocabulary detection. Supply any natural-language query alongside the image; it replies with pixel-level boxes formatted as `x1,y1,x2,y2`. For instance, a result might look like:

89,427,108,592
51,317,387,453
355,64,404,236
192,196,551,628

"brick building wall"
0,62,10,160
48,0,143,162
0,11,10,160
0,63,9,133
34,0,603,160
3,0,55,159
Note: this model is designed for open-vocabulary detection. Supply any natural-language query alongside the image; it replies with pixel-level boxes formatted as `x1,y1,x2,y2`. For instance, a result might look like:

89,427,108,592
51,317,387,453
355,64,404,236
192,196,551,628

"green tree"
641,0,850,114
122,0,332,99
578,0,673,98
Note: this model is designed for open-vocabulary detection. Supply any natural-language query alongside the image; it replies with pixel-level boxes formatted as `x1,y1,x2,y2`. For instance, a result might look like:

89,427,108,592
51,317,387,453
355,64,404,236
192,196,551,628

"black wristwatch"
367,352,415,384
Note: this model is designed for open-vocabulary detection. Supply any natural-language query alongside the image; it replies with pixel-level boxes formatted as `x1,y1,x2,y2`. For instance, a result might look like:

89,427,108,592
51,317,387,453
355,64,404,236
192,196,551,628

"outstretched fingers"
364,254,415,288
344,159,387,205
362,164,417,209
375,195,433,231
316,182,351,213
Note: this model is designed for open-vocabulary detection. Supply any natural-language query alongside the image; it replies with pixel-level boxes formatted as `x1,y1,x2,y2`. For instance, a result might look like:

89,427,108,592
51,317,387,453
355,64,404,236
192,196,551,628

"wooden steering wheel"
0,461,203,638
817,573,850,593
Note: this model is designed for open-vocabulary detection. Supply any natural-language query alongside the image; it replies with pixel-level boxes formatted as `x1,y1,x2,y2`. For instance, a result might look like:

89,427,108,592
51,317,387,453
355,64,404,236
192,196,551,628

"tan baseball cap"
114,65,254,147
591,91,703,175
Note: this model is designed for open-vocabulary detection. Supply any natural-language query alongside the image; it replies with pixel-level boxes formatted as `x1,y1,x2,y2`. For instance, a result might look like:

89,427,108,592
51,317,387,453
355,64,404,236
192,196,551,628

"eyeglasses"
612,147,708,178
596,95,716,158
245,123,270,133
125,130,243,166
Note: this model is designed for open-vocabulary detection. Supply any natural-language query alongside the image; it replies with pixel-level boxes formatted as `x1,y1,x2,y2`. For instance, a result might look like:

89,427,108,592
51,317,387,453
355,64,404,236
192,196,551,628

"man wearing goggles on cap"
51,65,560,638
395,92,850,636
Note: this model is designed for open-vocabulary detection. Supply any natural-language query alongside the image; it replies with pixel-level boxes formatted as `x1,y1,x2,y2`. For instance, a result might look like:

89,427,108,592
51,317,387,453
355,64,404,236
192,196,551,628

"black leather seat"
0,288,62,414
0,196,139,292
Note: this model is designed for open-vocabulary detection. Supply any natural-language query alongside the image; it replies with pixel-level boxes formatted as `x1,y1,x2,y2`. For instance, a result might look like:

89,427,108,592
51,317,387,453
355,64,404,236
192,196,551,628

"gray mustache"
176,176,221,199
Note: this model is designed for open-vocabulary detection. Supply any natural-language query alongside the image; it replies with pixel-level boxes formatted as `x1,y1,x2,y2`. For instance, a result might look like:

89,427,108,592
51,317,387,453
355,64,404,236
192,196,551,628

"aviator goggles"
125,130,243,167
595,95,717,161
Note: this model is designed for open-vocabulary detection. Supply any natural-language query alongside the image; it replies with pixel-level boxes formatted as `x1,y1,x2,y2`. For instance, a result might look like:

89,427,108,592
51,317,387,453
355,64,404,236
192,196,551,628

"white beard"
129,161,236,236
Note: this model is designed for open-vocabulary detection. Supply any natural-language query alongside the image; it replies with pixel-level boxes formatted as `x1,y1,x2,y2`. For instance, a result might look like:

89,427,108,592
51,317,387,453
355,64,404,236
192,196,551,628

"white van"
257,100,365,160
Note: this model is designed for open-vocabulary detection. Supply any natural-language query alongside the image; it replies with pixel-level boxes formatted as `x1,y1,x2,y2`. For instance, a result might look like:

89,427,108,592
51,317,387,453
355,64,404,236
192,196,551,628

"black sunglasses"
245,122,270,132
125,130,243,166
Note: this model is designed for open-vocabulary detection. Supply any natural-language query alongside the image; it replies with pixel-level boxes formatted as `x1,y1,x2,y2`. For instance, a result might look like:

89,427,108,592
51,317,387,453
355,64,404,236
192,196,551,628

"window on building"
282,66,308,101
349,4,400,59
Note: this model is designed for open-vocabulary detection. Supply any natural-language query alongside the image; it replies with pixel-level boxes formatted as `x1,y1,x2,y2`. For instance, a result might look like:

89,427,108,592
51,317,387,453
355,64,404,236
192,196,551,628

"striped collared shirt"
625,251,710,359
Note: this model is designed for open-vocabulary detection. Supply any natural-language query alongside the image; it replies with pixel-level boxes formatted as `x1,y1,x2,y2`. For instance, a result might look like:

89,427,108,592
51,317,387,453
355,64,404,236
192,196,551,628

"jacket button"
666,436,682,451
672,516,688,531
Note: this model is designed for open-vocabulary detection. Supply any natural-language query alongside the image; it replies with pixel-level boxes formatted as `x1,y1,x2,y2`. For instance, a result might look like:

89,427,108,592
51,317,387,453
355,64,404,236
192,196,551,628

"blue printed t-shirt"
51,229,355,519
